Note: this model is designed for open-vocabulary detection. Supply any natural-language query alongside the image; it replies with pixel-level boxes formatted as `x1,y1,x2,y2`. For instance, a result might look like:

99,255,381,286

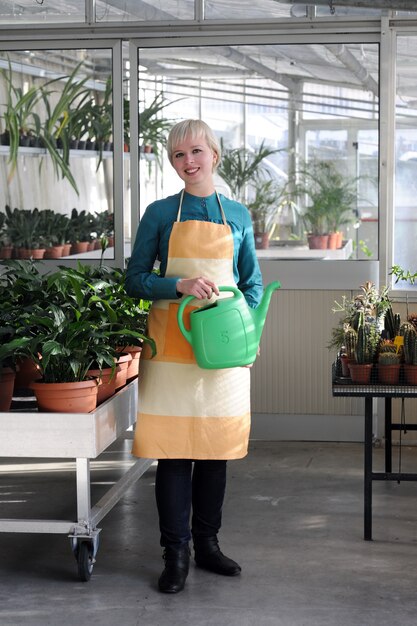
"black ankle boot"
158,545,190,593
193,536,241,576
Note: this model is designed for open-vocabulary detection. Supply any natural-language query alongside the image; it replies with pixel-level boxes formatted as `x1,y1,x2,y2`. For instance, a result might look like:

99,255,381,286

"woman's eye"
193,148,202,154
174,152,183,159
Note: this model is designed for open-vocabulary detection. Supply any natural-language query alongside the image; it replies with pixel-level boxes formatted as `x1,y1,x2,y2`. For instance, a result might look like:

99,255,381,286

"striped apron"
132,190,251,460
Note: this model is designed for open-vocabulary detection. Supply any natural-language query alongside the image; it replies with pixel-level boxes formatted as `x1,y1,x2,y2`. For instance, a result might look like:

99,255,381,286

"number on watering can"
220,330,230,344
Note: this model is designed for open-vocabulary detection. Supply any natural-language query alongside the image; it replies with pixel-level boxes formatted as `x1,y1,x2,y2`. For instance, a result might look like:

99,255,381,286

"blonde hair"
167,119,221,170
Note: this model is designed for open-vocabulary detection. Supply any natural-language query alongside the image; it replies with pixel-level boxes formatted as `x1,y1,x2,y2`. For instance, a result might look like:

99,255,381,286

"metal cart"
0,380,153,581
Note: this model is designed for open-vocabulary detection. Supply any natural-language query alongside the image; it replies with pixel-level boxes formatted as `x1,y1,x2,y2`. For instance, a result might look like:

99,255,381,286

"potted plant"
247,179,286,249
290,157,358,250
218,139,279,204
348,319,380,384
40,62,90,195
36,209,70,258
377,339,401,384
4,206,46,259
403,326,417,384
0,212,12,259
68,208,94,253
123,92,177,164
329,281,392,381
0,262,40,407
0,58,43,180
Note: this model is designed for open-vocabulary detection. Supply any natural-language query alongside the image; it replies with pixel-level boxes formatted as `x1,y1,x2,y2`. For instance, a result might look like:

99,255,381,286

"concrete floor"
1,440,417,626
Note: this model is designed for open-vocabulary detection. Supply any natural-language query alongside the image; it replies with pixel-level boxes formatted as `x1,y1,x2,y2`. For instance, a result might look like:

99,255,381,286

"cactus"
399,321,415,336
384,306,401,339
407,313,417,332
378,351,401,365
343,326,357,359
354,323,379,364
404,327,417,365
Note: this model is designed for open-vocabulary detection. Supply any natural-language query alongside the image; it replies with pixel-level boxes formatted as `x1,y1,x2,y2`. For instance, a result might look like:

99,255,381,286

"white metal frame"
0,381,153,539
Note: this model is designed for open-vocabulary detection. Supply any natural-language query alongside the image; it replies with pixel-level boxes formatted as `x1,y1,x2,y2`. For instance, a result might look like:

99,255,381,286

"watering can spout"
253,280,281,344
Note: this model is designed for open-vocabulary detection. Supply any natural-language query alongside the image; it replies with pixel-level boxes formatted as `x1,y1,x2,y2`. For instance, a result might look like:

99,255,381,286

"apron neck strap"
176,189,228,226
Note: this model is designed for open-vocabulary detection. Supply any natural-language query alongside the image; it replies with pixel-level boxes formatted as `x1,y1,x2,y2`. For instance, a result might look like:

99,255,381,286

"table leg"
364,396,373,540
76,458,92,532
385,397,392,473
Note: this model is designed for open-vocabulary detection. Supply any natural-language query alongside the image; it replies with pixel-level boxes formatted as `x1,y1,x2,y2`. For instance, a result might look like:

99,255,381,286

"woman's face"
171,133,217,193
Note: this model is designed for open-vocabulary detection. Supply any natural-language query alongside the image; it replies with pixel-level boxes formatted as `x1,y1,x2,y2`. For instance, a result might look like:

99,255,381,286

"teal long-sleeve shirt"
125,190,264,308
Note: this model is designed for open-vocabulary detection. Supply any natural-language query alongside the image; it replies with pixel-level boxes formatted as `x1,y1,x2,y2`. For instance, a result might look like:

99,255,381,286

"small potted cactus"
348,320,379,384
340,325,357,377
377,340,401,384
403,326,417,384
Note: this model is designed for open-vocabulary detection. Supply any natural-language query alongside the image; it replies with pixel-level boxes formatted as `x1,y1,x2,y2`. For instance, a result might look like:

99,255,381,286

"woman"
125,119,263,594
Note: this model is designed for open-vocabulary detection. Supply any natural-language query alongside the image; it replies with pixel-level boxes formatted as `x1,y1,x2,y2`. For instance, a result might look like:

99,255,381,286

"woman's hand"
177,277,219,300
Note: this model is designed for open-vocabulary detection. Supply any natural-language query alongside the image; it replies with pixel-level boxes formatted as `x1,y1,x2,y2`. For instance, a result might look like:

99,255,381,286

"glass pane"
394,35,417,290
96,0,194,21
205,1,383,20
135,42,379,261
0,48,115,261
0,0,85,24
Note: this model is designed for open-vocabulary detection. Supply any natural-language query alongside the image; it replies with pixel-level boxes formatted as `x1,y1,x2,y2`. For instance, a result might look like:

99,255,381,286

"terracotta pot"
31,379,98,413
378,364,401,385
44,245,64,259
254,232,269,250
87,241,95,251
336,231,344,249
340,355,351,378
119,346,142,382
71,241,89,254
62,243,72,256
307,234,329,250
404,364,417,385
17,248,45,259
348,362,373,384
87,366,121,405
14,356,42,391
327,232,338,250
0,367,16,411
114,352,133,389
0,246,13,259
107,236,115,247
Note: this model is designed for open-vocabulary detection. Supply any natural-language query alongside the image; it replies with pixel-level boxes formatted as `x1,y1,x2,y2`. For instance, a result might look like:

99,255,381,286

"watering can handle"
177,286,241,344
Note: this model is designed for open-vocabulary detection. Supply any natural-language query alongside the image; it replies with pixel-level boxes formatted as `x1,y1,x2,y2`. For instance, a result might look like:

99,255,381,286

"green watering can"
177,281,281,369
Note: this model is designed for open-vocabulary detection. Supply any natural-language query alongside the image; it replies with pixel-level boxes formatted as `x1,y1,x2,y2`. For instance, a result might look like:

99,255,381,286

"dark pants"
155,459,227,549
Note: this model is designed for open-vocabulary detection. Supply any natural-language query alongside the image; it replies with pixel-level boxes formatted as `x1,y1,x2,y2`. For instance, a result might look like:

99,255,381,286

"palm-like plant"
40,62,90,194
217,139,279,204
0,58,43,181
291,157,358,236
247,179,287,234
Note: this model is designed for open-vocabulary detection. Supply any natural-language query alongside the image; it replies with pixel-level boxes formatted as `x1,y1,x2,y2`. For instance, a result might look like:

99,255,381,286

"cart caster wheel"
77,540,95,582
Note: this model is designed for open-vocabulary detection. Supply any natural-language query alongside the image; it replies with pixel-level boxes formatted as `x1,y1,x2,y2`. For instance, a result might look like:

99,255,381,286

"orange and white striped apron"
132,190,251,460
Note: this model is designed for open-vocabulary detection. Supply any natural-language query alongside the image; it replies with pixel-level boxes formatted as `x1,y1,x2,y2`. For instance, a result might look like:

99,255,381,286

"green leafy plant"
390,264,417,286
1,260,155,383
290,157,358,236
40,62,90,194
0,58,43,180
124,92,177,166
247,179,287,234
218,139,279,204
67,208,94,244
4,205,45,250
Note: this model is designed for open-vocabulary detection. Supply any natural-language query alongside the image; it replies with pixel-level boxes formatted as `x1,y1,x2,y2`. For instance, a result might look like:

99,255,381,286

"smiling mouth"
185,167,199,175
